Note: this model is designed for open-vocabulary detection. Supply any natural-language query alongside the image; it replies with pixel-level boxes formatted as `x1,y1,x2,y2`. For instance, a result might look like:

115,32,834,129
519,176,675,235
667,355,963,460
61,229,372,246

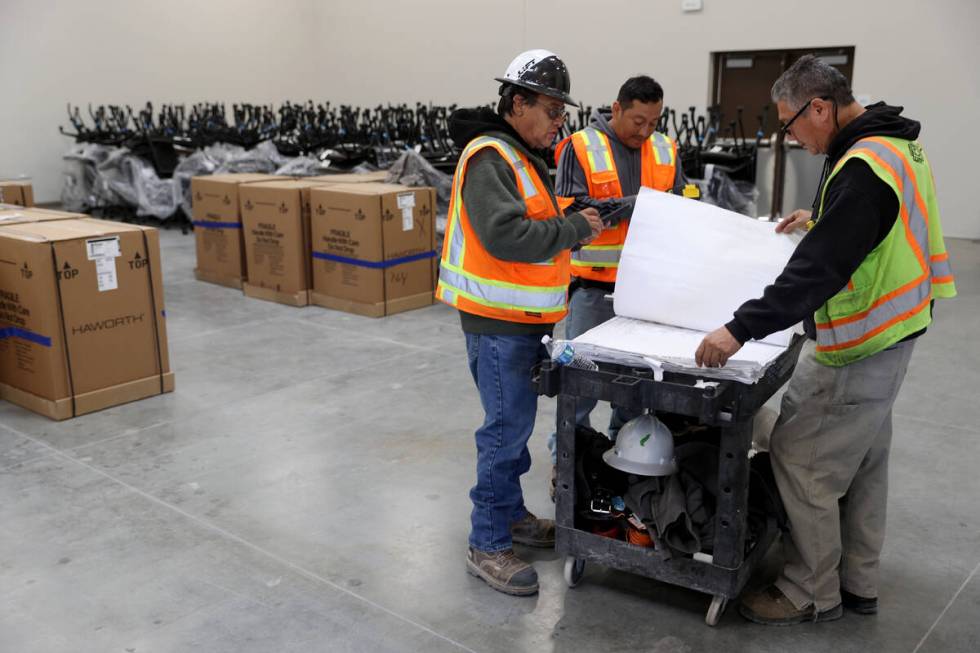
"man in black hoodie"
436,50,603,597
696,55,956,625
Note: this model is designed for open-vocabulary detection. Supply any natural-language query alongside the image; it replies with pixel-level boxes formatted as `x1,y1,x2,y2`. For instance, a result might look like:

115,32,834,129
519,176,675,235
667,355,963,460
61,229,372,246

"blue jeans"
465,333,546,553
547,286,638,462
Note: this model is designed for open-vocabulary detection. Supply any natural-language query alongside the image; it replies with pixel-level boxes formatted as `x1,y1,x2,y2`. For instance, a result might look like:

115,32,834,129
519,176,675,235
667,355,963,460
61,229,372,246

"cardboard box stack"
190,171,437,318
191,173,281,289
0,218,173,420
0,181,34,207
309,182,436,317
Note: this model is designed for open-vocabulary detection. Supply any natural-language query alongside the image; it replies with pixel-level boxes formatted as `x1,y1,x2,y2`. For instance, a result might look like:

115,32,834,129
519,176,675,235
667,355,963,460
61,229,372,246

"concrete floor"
1,230,978,653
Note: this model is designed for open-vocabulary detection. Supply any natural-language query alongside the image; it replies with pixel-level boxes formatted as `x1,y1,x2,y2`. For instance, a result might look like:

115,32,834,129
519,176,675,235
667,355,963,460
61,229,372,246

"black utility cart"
534,336,804,626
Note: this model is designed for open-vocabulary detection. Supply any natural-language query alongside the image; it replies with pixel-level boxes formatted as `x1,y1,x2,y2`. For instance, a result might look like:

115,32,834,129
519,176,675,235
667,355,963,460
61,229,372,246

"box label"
397,193,415,232
86,236,121,260
95,258,118,292
0,290,42,375
202,228,230,262
252,222,285,277
86,236,121,292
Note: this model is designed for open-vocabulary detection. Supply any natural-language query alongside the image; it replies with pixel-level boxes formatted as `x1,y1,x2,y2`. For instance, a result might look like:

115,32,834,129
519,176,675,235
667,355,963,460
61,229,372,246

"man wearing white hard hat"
436,49,603,596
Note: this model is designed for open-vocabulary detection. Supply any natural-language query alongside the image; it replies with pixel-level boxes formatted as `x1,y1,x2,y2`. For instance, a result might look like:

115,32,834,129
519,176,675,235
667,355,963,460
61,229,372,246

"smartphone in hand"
600,203,633,227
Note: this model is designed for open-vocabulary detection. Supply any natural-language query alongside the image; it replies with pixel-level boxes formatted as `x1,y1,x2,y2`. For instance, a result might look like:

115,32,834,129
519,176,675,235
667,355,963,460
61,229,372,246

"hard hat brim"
602,447,678,477
494,78,580,107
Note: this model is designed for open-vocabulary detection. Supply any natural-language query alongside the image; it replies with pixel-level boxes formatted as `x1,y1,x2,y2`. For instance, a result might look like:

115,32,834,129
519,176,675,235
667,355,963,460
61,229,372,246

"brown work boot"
466,548,539,596
739,585,843,626
510,512,556,548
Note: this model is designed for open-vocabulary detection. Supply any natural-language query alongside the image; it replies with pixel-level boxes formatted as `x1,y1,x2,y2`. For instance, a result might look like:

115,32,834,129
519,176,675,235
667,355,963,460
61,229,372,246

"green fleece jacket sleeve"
461,149,592,263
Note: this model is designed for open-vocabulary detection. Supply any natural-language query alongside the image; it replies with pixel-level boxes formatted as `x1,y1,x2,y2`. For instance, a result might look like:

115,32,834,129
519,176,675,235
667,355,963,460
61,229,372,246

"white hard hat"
602,414,677,476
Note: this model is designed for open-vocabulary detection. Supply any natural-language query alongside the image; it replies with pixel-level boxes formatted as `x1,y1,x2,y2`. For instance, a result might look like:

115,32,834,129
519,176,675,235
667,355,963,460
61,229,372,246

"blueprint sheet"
570,188,801,383
613,188,799,347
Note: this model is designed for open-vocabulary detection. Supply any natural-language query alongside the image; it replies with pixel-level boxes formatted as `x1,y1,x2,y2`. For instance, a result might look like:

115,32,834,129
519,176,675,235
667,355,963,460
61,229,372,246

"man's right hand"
580,207,603,243
775,209,812,234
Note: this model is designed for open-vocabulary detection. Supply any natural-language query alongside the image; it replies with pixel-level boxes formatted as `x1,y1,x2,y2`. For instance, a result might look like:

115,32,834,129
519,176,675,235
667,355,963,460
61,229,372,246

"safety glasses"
540,102,567,123
780,96,831,135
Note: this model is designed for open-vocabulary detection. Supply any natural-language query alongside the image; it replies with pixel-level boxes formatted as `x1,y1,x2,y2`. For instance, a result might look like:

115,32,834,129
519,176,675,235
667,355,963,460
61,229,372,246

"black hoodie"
726,103,922,344
446,107,592,335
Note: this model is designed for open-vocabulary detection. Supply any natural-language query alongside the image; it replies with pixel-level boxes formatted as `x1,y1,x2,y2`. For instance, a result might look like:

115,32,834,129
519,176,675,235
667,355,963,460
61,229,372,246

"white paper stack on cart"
568,188,801,383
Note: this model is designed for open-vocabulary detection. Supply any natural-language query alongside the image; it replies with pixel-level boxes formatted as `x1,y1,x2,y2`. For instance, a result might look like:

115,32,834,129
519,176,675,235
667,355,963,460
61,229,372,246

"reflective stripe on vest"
577,129,675,176
437,136,568,319
856,137,955,293
650,131,675,166
580,127,614,173
814,136,954,359
438,266,567,313
571,245,622,266
816,275,932,350
931,251,953,283
581,127,676,172
443,137,490,270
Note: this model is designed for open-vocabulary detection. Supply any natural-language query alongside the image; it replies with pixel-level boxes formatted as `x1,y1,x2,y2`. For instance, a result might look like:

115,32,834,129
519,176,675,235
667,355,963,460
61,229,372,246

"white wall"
0,0,318,204
311,0,980,238
2,0,978,238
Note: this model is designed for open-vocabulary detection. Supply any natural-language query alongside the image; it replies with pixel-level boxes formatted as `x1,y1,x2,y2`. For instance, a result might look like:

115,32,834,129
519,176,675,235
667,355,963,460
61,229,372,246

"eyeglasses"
780,96,830,135
541,103,567,122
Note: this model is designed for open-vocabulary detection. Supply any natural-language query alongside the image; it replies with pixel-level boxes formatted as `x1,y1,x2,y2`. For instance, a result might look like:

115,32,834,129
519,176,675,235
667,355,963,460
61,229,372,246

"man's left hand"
695,326,743,368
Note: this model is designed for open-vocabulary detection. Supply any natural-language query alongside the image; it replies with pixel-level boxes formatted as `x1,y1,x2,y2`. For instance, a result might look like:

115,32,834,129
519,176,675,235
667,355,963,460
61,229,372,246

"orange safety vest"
555,128,677,282
436,135,571,324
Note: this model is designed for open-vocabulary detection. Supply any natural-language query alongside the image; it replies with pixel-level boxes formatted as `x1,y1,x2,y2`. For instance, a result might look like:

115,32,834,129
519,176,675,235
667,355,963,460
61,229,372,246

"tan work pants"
770,338,915,611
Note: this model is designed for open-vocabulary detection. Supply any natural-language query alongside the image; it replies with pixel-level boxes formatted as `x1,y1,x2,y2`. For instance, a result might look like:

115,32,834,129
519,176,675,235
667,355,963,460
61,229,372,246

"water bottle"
542,335,599,371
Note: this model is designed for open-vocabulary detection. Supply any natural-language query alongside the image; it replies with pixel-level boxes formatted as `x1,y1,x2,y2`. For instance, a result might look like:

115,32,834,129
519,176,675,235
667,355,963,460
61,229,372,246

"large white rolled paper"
612,187,800,346
569,316,788,384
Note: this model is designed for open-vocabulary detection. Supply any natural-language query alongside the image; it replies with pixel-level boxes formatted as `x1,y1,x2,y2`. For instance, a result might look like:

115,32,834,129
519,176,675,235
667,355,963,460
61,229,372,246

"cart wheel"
705,595,728,626
563,556,586,588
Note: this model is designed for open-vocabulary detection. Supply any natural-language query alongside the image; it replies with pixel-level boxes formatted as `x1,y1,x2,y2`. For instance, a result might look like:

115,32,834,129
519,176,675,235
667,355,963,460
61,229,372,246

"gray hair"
771,54,855,109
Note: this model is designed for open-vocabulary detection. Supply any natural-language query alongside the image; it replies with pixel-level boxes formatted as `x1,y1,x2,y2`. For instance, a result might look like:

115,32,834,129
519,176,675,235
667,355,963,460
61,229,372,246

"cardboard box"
309,183,436,317
0,207,86,227
191,173,282,289
0,218,173,420
239,180,322,307
0,181,34,207
305,171,389,184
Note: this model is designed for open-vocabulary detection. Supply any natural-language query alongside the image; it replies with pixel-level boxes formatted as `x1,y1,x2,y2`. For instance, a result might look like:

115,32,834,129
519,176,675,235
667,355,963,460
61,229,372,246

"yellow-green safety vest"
813,135,956,366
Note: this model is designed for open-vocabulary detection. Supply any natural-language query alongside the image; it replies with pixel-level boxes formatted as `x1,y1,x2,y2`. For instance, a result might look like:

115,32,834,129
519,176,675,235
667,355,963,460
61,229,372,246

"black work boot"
841,590,878,615
510,512,556,548
466,548,539,596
